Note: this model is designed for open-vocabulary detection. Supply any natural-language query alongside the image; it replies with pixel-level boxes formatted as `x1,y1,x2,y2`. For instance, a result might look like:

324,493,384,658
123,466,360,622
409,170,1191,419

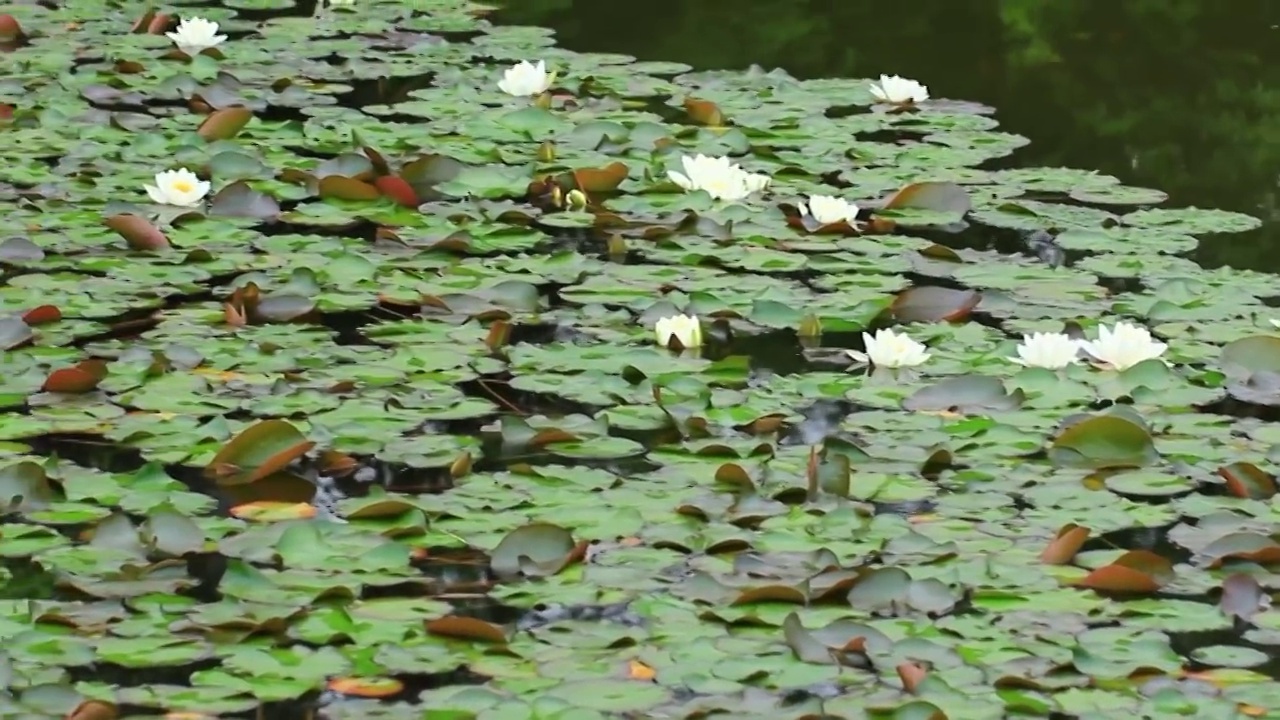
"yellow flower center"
172,180,193,193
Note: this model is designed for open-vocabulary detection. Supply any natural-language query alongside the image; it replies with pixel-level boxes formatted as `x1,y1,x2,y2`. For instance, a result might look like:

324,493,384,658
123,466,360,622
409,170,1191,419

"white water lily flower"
1270,319,1280,328
799,194,858,225
741,169,772,194
1078,321,1168,371
1009,332,1082,369
667,154,769,201
655,314,702,349
847,329,931,369
145,168,210,207
498,60,554,97
869,74,929,104
165,17,226,55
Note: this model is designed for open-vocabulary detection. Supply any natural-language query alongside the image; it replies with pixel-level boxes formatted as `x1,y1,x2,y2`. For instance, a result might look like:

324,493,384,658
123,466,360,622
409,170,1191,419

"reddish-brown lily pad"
42,359,108,393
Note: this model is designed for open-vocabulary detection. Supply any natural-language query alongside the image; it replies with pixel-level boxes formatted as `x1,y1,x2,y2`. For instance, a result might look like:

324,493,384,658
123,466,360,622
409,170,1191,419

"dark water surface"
495,0,1280,272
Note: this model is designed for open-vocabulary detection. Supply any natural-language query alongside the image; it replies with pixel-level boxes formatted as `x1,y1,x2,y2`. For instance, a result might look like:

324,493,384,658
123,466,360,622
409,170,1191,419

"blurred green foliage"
495,0,1280,271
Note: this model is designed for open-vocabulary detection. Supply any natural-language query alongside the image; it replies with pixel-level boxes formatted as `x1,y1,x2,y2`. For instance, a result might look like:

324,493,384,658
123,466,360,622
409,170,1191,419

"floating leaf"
1221,336,1280,377
205,419,316,485
42,360,108,393
883,181,971,215
254,294,316,322
425,615,509,644
141,507,205,556
1200,533,1280,568
903,375,1023,414
65,701,118,720
0,14,22,42
22,305,60,325
1074,550,1173,593
897,662,927,694
197,106,253,141
0,236,44,262
0,461,58,511
571,161,629,192
489,522,580,578
1218,463,1277,500
1220,574,1265,622
627,660,656,681
375,175,420,207
730,584,807,605
847,567,911,611
104,213,169,251
1040,524,1090,565
1049,413,1158,469
891,286,981,322
208,181,281,220
781,612,878,668
0,317,33,350
320,175,382,201
328,677,404,698
683,97,724,126
229,501,316,522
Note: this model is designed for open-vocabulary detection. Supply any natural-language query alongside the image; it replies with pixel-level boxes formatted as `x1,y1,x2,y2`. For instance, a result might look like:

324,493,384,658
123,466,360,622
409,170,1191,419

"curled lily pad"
42,360,108,393
1040,524,1090,565
141,507,205,556
781,612,884,668
881,181,971,223
489,522,582,579
197,106,253,141
319,176,381,201
1220,574,1265,622
570,161,629,193
683,97,725,126
0,317,33,349
1217,462,1277,500
0,461,59,511
846,567,911,611
425,615,510,644
902,375,1023,414
891,286,981,323
104,213,169,251
205,419,316,485
208,181,281,220
254,294,316,323
374,175,420,207
0,237,43,262
1074,550,1173,593
1199,533,1280,568
1220,336,1280,377
1049,411,1158,469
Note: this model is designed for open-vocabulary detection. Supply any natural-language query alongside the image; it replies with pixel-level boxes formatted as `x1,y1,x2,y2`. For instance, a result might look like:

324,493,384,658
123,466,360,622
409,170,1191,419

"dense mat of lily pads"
3,0,1280,718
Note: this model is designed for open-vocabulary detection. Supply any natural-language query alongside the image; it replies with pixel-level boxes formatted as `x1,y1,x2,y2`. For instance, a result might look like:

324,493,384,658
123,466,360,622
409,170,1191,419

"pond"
499,0,1280,272
1,0,1280,718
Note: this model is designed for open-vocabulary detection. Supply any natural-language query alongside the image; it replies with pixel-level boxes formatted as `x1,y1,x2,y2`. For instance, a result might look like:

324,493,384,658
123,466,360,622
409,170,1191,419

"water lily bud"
655,314,702,350
606,234,627,258
566,189,588,211
798,313,823,338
